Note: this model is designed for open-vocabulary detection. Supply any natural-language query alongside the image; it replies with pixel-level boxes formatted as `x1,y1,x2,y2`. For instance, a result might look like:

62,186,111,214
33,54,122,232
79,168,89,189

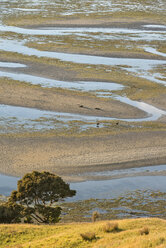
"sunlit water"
0,69,124,91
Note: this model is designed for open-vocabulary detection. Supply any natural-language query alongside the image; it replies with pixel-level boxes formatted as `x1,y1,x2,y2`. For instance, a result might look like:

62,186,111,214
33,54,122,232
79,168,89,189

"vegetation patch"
26,38,157,58
1,119,166,138
59,190,166,223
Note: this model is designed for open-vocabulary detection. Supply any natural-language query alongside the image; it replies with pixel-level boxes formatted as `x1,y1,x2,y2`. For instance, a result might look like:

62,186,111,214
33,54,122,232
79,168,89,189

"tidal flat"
0,0,166,221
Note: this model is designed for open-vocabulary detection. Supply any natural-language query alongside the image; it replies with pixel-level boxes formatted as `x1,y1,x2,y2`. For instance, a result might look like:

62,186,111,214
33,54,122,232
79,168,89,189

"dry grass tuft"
102,222,119,233
80,232,96,241
139,227,150,235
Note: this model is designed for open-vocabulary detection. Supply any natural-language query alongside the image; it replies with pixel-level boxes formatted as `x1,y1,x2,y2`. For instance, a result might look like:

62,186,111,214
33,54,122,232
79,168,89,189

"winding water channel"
0,38,166,85
0,34,166,131
0,22,166,125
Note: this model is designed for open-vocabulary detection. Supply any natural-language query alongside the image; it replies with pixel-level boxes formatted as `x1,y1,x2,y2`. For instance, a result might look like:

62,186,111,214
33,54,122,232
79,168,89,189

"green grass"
0,218,166,248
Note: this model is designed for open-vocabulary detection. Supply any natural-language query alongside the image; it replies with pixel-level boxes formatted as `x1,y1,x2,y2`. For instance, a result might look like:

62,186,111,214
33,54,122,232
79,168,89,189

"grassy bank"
26,37,166,61
0,218,166,248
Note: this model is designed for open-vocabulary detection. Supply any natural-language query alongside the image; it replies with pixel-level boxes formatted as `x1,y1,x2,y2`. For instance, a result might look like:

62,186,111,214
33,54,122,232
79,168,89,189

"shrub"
103,222,119,233
0,202,23,223
80,232,96,241
92,211,100,222
140,227,149,235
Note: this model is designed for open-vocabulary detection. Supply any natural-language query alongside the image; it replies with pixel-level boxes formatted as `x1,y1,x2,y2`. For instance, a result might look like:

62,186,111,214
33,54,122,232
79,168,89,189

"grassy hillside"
0,218,166,248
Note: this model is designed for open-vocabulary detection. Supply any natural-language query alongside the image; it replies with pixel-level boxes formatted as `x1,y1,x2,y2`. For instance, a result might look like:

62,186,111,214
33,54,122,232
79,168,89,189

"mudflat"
0,78,146,119
0,0,166,182
0,130,166,181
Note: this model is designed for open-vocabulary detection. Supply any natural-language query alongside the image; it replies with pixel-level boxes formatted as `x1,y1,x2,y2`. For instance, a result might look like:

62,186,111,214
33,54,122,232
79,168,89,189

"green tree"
4,171,76,224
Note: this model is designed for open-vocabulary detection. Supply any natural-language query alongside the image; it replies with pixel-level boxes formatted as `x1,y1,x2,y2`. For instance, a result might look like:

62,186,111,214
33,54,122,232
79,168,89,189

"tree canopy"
0,171,76,224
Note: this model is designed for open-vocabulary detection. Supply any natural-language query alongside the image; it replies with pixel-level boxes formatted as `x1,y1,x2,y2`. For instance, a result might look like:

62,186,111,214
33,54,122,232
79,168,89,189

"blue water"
0,168,166,201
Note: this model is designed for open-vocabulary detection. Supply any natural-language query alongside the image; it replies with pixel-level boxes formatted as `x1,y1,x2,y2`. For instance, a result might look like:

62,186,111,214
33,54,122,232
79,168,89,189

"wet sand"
0,77,146,119
0,130,166,180
18,19,166,29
